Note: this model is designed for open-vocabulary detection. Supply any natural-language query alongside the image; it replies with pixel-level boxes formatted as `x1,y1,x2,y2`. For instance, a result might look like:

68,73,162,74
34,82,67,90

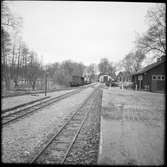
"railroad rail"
2,84,95,126
2,96,50,114
30,85,101,164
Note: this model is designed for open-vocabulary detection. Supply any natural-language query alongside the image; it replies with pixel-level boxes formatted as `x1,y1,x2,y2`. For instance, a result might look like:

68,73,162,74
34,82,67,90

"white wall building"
99,74,113,83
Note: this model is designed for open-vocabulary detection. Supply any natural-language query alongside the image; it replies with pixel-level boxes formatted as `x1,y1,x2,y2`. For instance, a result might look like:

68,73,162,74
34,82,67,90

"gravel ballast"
64,88,103,165
2,86,97,163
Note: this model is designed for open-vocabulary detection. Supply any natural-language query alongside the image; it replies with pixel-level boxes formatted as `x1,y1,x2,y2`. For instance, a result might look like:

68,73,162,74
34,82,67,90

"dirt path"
98,87,164,165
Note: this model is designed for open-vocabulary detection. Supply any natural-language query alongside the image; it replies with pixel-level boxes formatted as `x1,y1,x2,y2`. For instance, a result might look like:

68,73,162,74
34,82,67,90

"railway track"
30,86,101,164
2,83,96,98
2,87,76,98
2,85,94,126
2,96,50,114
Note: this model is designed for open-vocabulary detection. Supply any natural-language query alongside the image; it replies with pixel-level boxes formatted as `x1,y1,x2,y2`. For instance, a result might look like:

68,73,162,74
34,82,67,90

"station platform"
98,87,164,165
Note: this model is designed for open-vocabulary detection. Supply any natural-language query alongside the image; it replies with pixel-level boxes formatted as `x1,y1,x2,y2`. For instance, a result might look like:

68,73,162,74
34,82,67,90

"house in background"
132,56,166,92
116,71,132,82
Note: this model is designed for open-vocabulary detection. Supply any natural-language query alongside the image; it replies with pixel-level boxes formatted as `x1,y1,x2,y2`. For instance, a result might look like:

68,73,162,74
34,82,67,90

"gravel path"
2,86,97,163
98,86,165,165
64,88,102,165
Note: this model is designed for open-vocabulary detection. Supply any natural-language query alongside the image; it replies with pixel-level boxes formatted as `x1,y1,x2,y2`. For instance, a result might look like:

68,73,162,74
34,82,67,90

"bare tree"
47,60,86,86
136,4,166,57
2,1,22,31
98,58,115,76
1,29,12,89
47,63,60,85
85,64,97,82
26,51,43,90
21,42,30,80
121,50,146,73
2,2,23,90
59,60,85,86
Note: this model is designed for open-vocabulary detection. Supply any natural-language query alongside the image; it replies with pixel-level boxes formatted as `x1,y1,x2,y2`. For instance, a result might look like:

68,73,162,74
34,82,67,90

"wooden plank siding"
132,61,165,92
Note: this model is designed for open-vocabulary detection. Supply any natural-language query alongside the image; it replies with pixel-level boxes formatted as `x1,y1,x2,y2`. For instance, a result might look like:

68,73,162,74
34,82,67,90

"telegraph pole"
44,70,47,96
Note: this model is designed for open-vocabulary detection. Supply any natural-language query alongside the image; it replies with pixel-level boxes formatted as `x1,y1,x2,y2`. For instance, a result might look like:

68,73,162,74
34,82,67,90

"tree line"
2,3,165,91
1,2,91,90
2,2,44,90
1,1,116,91
46,59,117,86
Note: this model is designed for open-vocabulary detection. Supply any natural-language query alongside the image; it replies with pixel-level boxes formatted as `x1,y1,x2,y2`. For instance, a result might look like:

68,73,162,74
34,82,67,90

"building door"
138,75,143,90
151,75,157,91
151,75,165,92
151,80,157,92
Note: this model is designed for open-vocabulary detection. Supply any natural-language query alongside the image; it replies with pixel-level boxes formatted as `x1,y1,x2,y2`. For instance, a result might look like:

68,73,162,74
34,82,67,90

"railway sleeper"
61,132,77,138
30,86,100,164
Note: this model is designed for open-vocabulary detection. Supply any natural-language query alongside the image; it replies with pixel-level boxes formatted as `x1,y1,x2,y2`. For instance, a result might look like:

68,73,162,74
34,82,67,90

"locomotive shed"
2,83,165,165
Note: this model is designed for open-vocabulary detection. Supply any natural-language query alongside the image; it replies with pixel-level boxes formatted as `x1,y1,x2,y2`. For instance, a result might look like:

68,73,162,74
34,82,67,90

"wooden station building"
132,56,166,92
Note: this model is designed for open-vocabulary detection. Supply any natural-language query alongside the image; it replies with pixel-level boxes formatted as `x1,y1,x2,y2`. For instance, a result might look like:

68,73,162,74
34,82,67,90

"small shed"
132,56,166,92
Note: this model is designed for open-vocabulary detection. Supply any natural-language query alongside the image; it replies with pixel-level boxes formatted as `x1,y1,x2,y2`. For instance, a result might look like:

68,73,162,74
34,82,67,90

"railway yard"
2,1,165,165
1,83,165,165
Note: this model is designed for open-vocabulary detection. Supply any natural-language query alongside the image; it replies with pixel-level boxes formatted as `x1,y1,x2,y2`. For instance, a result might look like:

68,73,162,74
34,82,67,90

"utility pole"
44,70,47,96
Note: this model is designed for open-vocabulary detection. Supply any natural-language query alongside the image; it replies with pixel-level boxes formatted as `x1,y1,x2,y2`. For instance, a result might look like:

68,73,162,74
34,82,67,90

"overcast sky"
7,1,156,66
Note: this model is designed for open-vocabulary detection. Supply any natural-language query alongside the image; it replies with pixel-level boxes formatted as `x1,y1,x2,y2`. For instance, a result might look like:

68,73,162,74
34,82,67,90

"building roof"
132,58,165,75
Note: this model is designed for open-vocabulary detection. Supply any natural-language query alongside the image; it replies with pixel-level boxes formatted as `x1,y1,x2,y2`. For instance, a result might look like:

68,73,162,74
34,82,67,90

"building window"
161,75,165,80
152,75,165,80
152,75,157,80
157,75,161,80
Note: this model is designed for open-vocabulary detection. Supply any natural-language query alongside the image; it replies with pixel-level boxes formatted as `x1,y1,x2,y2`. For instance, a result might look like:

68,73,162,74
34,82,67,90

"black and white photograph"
1,0,165,165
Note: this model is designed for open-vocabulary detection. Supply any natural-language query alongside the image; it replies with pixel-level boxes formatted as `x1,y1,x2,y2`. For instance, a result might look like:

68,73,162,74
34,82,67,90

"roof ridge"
133,59,165,75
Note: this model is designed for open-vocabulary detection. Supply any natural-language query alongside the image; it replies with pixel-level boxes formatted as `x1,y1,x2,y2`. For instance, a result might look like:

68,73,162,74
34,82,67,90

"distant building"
132,56,165,92
116,71,132,82
98,74,114,83
83,75,91,83
83,70,94,83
